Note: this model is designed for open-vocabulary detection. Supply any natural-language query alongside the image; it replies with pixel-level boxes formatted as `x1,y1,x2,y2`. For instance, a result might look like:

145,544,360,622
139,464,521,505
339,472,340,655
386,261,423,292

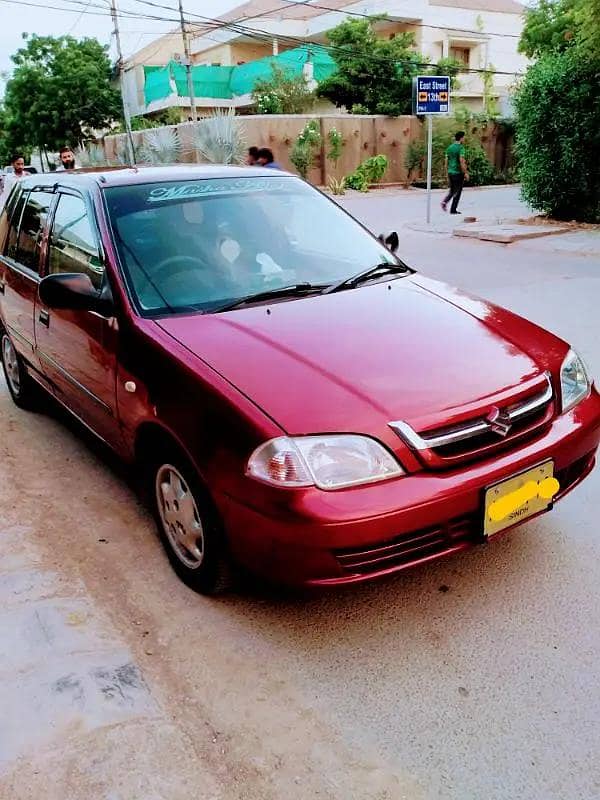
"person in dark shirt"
441,131,470,215
256,147,282,170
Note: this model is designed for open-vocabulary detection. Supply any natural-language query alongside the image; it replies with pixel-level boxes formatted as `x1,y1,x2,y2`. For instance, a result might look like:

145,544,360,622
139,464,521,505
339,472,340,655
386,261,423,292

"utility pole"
178,0,197,121
111,0,136,164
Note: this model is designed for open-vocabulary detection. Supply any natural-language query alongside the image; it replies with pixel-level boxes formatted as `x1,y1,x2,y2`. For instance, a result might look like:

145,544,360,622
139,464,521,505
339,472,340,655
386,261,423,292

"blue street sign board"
413,75,451,115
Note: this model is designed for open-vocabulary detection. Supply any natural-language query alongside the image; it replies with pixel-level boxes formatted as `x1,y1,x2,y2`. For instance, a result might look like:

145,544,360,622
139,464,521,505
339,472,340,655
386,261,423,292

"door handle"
0,280,5,295
38,309,50,328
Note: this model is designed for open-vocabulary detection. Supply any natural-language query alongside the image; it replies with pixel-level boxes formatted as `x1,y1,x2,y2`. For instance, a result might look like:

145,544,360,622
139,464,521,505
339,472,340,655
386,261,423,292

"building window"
450,46,471,67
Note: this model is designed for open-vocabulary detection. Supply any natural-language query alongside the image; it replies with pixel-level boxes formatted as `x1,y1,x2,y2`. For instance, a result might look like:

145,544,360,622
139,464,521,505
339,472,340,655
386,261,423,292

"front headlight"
247,435,404,490
560,349,591,413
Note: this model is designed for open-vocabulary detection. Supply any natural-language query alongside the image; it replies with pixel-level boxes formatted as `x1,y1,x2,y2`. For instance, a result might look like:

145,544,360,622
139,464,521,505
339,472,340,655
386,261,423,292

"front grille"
390,375,554,468
431,402,552,463
335,515,477,575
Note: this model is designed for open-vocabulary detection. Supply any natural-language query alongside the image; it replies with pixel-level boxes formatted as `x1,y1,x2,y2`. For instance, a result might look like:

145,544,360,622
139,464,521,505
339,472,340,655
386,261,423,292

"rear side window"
48,193,104,289
4,188,27,261
15,190,53,273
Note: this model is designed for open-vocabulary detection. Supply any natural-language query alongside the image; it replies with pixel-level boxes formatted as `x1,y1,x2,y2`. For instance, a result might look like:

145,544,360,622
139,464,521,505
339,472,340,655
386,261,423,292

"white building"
123,0,527,117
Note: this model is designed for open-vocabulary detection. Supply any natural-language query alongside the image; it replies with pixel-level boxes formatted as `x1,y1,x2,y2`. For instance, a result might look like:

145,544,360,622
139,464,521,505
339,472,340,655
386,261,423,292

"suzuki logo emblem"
486,406,512,437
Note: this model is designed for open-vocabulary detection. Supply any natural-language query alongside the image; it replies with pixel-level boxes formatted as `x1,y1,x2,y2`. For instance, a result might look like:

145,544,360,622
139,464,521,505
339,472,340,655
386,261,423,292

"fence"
102,114,514,186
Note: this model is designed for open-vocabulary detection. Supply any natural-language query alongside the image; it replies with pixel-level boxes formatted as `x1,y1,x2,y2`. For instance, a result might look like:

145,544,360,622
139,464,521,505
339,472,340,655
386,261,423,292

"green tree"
252,65,316,114
317,17,460,116
3,34,121,155
0,105,15,166
519,0,600,57
514,47,600,222
576,0,600,56
519,0,578,58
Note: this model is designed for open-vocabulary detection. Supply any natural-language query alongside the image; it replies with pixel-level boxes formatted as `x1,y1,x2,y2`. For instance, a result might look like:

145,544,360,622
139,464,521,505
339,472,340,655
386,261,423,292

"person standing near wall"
56,146,78,171
256,148,282,170
441,131,469,215
0,154,30,211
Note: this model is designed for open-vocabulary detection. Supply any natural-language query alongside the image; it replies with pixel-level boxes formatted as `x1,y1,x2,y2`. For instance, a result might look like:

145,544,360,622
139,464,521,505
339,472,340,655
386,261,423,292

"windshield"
104,175,403,315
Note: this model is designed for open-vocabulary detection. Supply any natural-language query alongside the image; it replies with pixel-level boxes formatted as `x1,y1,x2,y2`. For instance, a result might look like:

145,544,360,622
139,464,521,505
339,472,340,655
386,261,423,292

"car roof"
18,164,294,192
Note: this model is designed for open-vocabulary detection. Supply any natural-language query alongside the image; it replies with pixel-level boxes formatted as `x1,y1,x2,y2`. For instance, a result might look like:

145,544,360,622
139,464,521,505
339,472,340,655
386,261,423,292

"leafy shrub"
514,47,600,221
492,165,520,184
464,144,495,186
345,154,389,191
328,176,346,195
326,128,344,168
404,140,425,184
290,119,321,179
404,111,498,186
252,66,316,114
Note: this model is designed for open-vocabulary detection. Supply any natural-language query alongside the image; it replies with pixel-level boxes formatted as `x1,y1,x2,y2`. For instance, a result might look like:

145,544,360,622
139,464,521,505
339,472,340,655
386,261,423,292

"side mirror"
378,231,399,254
39,273,114,317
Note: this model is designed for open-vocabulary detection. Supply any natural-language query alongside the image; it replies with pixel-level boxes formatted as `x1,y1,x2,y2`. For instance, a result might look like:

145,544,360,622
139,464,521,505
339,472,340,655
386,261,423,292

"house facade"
122,0,527,118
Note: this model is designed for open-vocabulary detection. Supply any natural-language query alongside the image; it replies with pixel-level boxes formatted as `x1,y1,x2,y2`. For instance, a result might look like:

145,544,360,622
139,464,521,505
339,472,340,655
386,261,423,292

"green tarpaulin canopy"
143,45,336,106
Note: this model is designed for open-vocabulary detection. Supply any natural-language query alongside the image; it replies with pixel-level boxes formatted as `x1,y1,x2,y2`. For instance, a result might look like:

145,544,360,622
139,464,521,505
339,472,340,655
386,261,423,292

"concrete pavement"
1,185,600,799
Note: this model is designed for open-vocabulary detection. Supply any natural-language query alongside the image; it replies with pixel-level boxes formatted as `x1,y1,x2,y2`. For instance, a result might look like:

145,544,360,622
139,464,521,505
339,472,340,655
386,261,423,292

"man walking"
441,131,469,215
0,154,30,211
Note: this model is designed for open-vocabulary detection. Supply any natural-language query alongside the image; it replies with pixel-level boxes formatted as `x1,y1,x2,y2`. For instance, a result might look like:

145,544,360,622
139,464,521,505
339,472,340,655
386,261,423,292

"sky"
0,0,240,94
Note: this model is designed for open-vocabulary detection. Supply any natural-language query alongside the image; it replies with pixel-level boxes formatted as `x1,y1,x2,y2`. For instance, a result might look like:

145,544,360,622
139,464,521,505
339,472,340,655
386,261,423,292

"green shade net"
143,45,336,106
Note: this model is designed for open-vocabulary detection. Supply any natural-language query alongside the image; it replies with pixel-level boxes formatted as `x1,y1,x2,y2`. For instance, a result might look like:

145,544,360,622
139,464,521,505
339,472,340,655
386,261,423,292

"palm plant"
76,144,107,167
194,109,247,165
112,138,132,166
138,126,182,165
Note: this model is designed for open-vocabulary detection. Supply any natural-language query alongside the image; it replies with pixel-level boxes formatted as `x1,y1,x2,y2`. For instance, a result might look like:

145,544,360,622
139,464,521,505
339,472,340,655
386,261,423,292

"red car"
1,166,599,593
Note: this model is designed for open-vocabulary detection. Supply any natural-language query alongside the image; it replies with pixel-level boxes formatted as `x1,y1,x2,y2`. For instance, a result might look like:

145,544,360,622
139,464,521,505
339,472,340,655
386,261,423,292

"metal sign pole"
414,75,450,226
426,114,433,225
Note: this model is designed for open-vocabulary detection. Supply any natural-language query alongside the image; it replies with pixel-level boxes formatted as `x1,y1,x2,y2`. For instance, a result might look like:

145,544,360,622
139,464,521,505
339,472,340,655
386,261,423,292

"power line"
276,0,522,40
125,0,525,75
111,0,136,162
0,0,183,23
180,12,526,76
129,0,522,42
177,0,197,119
0,0,525,77
66,0,95,34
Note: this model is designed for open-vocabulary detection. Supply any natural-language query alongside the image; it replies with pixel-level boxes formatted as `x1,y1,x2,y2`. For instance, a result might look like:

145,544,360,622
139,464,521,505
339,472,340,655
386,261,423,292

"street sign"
413,75,450,116
412,75,451,226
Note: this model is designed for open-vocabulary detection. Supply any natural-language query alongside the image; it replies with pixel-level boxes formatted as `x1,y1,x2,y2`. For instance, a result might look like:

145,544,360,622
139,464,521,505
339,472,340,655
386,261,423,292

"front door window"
48,194,104,289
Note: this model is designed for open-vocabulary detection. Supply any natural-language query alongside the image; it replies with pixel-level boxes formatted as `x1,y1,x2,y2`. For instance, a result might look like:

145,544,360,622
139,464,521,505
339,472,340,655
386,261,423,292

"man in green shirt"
441,131,470,214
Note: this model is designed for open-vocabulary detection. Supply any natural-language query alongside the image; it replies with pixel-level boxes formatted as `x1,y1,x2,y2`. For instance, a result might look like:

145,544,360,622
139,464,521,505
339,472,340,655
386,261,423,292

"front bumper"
219,389,600,586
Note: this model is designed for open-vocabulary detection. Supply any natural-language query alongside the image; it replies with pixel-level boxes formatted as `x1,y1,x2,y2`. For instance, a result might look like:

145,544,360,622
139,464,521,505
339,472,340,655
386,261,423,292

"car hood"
156,276,543,435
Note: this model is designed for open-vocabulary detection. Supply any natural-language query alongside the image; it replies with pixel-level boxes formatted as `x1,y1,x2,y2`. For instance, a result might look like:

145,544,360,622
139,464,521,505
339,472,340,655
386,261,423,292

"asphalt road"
1,186,599,800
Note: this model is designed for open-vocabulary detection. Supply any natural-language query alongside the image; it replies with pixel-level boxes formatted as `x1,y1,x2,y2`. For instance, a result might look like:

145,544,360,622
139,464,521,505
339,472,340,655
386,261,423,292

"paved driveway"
1,186,599,799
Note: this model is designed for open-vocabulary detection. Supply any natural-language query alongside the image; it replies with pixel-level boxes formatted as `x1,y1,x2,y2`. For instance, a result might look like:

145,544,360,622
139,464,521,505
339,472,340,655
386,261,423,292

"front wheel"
150,454,233,594
1,332,38,410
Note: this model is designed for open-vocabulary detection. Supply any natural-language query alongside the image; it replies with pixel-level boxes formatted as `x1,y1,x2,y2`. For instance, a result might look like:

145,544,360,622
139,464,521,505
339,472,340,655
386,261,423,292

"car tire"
1,331,38,410
148,449,234,595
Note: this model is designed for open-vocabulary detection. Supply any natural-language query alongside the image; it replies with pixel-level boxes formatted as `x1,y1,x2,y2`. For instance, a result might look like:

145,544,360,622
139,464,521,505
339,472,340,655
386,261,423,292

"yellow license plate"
484,460,559,537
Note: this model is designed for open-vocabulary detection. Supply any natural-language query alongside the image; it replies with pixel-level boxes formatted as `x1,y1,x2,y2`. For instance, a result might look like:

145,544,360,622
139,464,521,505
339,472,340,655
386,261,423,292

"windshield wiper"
323,262,410,295
212,282,329,313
